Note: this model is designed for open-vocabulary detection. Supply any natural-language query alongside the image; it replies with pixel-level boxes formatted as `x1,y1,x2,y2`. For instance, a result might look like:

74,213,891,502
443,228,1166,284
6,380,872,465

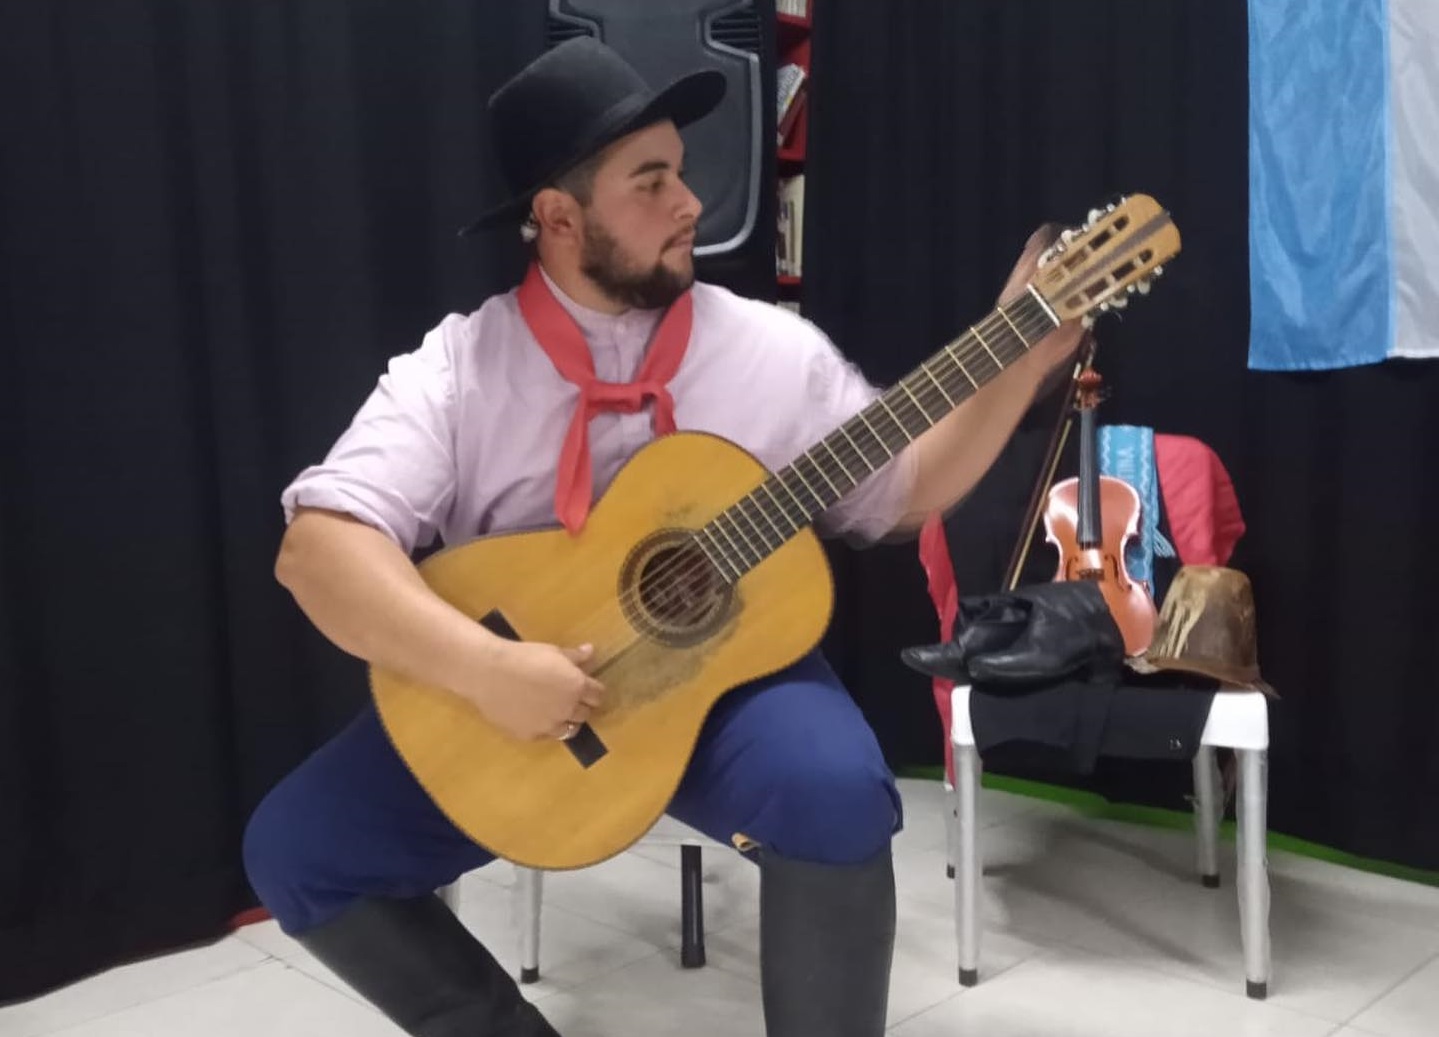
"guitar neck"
693,287,1060,582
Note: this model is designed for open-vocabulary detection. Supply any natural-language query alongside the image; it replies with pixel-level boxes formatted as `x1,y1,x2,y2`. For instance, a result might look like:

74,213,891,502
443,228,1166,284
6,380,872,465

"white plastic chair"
946,683,1272,999
437,833,711,983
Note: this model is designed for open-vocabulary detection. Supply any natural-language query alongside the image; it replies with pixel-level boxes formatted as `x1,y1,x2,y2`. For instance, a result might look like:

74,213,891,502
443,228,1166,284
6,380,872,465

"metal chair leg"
1236,748,1271,999
1193,746,1222,888
953,743,981,986
514,866,543,984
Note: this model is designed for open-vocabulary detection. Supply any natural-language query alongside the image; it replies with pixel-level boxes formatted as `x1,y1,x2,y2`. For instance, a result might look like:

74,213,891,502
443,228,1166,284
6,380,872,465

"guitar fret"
820,440,857,483
804,449,842,496
760,483,800,533
728,503,771,556
876,399,913,444
772,472,809,517
713,513,756,568
998,306,1029,346
898,380,936,423
945,344,980,388
747,490,788,542
836,424,877,473
696,527,740,582
919,363,955,406
970,324,1001,367
788,462,825,508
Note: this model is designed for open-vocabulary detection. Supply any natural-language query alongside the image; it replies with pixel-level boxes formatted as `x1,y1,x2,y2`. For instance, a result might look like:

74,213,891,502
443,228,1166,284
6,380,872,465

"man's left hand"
997,223,1088,384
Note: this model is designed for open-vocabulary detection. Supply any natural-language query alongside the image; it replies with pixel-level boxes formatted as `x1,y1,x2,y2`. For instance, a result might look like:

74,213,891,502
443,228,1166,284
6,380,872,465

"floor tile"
888,945,1337,1037
0,935,267,1037
1347,953,1439,1037
40,960,400,1037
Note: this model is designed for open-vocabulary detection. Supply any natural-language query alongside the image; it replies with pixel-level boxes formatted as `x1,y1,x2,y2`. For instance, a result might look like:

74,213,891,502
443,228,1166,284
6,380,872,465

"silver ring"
557,721,579,741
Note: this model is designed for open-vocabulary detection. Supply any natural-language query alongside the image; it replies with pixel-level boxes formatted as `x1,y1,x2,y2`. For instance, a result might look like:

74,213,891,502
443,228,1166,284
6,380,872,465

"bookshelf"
775,0,809,309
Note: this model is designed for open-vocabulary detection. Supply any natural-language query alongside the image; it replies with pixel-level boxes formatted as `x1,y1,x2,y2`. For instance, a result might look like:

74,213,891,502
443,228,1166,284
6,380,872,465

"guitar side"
370,431,834,870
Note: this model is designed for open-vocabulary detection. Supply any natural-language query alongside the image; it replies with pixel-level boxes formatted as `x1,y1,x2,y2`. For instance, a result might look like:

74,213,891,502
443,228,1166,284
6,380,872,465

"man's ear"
531,187,582,243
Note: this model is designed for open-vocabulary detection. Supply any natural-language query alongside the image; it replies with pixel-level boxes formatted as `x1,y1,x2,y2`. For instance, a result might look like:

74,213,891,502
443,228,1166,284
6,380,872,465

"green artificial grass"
895,766,1439,890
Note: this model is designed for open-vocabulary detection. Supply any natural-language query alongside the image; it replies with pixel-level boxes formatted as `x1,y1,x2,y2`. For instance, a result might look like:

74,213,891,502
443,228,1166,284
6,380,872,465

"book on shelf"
776,174,805,278
777,0,809,17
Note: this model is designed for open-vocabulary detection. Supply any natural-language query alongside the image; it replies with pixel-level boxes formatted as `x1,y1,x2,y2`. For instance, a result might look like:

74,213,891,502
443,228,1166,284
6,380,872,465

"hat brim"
1127,653,1276,696
458,66,727,235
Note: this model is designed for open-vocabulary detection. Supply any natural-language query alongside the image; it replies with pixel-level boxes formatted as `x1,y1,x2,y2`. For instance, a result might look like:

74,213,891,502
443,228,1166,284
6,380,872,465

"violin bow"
1002,330,1099,591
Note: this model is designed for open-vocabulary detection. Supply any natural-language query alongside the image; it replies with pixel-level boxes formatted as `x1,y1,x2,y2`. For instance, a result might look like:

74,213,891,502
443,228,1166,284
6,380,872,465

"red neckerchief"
516,261,694,534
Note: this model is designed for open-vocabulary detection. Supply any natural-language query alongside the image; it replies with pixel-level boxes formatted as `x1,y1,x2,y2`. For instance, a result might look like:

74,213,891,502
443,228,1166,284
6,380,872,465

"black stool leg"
681,842,706,968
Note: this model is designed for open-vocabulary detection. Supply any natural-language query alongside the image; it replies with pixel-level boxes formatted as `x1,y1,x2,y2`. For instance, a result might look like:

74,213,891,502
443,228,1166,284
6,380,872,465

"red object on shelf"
777,274,802,287
778,12,811,32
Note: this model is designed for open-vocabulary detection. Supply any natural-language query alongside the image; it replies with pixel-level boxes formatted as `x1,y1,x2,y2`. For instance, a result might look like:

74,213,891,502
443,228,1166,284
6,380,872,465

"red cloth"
517,261,694,534
1153,434,1245,566
915,434,1246,784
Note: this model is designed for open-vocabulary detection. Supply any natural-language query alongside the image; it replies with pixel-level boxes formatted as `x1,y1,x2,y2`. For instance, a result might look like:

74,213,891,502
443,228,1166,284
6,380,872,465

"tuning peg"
1109,295,1129,311
1153,265,1164,278
1061,228,1077,244
1099,301,1111,313
1106,203,1116,213
1136,280,1151,295
1127,284,1138,294
1081,313,1096,329
1088,208,1103,225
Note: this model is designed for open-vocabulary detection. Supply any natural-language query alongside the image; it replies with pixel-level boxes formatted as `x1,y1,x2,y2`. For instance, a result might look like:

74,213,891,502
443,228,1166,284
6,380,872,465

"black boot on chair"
291,892,561,1037
759,847,896,1037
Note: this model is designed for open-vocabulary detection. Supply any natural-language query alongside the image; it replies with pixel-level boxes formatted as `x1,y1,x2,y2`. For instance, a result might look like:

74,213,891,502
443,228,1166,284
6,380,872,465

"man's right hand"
463,641,606,742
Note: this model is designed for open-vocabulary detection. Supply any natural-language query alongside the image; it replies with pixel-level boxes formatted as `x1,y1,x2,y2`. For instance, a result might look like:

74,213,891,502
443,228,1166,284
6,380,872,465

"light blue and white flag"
1248,0,1439,370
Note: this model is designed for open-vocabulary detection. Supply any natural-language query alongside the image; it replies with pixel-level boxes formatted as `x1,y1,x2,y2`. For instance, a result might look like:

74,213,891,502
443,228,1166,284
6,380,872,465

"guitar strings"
585,302,1056,647
563,301,1059,659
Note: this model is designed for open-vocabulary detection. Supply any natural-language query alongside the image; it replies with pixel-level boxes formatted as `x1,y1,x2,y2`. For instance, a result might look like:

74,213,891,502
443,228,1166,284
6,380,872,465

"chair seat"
948,682,1268,750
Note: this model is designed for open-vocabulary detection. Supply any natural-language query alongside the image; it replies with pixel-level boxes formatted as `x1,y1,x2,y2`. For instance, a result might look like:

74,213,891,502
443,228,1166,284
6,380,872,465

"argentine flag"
1248,0,1439,370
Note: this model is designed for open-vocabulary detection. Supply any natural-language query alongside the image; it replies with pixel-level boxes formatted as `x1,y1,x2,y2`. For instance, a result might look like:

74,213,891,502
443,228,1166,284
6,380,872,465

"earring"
520,214,539,243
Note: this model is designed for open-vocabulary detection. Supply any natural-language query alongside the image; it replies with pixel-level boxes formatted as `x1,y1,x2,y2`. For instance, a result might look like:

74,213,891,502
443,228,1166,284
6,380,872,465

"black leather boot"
291,893,561,1036
759,848,896,1037
902,581,1123,686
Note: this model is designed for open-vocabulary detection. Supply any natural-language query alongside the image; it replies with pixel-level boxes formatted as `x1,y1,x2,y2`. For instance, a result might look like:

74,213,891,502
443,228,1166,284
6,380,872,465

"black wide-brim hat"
459,37,726,235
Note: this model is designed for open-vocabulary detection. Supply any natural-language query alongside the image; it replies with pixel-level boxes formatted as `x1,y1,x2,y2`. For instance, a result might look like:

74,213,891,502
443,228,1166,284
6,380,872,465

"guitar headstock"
1033,194,1181,328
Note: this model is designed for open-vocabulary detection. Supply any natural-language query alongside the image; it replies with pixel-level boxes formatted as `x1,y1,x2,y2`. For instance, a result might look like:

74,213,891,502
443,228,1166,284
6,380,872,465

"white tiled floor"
7,778,1439,1036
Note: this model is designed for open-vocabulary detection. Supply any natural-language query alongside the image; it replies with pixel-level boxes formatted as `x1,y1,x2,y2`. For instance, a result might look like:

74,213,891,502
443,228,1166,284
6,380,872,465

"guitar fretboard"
692,289,1059,581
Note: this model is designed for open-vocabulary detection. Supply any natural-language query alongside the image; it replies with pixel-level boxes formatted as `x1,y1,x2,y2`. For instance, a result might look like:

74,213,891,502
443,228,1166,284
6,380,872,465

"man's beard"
579,215,694,310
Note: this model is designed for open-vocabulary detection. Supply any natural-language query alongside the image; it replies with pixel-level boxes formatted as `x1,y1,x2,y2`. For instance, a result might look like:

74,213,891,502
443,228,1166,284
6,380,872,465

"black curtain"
808,0,1439,875
0,0,557,1002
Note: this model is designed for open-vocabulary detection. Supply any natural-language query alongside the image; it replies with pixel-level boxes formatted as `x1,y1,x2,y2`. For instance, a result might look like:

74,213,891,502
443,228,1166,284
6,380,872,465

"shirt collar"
537,262,663,345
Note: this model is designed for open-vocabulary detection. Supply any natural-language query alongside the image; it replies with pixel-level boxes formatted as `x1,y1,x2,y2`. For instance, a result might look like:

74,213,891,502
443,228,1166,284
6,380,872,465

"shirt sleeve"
279,316,462,554
790,320,918,544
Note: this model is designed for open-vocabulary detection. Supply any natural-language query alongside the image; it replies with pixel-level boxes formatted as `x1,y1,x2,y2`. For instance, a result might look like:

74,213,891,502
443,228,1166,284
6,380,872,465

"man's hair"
523,148,606,243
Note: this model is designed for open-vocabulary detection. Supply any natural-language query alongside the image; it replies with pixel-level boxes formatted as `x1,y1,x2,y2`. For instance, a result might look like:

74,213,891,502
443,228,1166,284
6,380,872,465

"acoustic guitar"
371,194,1182,870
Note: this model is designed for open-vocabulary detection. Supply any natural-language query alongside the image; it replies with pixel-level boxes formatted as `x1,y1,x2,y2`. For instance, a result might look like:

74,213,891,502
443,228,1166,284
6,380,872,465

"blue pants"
243,651,902,934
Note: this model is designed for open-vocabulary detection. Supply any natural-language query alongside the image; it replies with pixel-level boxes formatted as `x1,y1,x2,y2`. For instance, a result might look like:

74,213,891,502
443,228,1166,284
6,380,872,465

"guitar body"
370,431,833,871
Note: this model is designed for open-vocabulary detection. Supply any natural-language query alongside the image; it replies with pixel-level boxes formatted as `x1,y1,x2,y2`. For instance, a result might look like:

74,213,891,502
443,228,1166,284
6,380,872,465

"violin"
1039,363,1157,655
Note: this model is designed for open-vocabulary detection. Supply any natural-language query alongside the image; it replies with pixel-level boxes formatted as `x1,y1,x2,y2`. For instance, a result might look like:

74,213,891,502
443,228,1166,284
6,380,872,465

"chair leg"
514,866,543,984
435,881,461,912
953,743,982,986
945,781,958,880
1193,746,1222,888
1236,748,1271,999
680,841,706,968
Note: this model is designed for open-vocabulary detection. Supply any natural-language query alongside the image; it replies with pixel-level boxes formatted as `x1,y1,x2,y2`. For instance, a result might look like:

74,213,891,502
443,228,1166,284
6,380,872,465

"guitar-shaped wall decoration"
371,194,1182,870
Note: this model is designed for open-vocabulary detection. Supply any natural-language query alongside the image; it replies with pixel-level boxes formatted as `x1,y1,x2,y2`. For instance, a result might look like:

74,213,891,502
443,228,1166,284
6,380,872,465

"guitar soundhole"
620,531,734,647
